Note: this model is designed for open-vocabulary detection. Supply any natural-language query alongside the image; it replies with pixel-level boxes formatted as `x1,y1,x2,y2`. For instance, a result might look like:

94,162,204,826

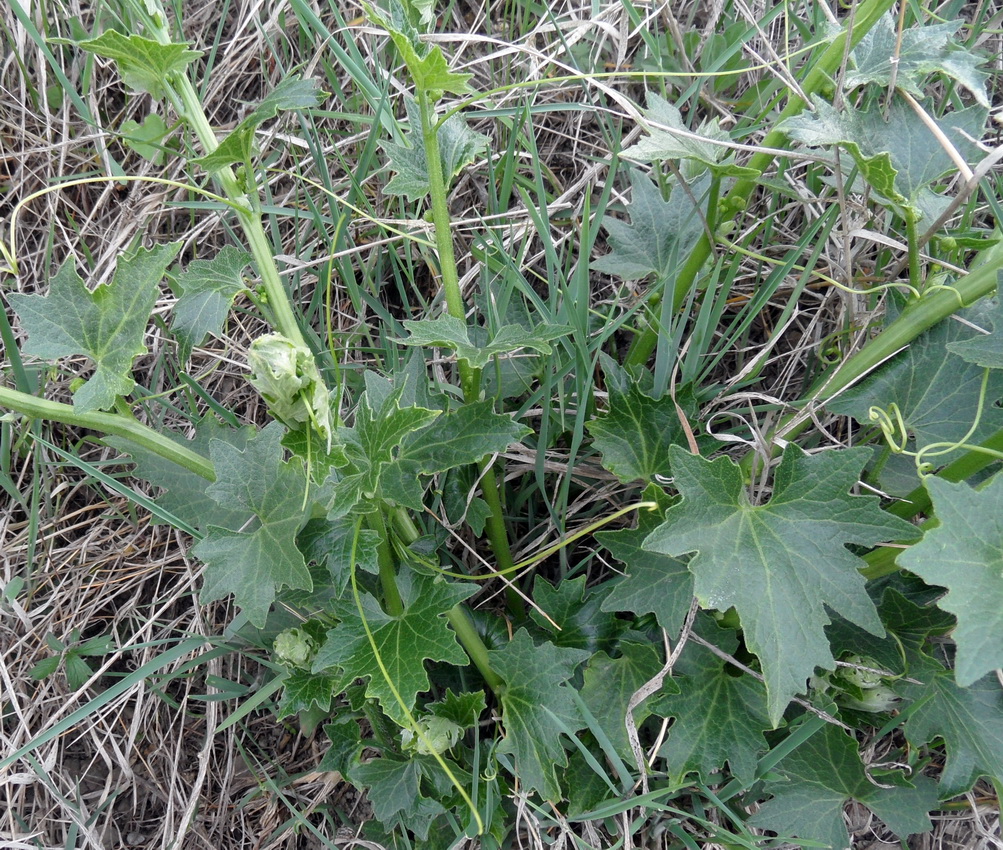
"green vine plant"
4,0,1003,847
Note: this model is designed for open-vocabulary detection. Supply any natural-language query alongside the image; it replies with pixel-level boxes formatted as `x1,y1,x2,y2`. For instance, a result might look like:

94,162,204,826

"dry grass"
2,0,1002,847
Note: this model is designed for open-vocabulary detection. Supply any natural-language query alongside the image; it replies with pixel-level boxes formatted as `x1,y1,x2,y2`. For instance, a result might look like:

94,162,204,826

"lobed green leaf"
644,445,917,725
9,242,181,412
71,31,202,99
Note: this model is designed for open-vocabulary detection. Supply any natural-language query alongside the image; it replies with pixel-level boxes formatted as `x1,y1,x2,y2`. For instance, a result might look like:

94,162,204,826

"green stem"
624,173,721,369
757,249,1003,580
704,172,721,237
0,386,215,480
906,211,922,292
886,426,1003,521
390,505,423,544
417,89,521,610
418,89,478,401
860,521,928,580
623,0,897,368
369,507,404,616
739,256,1001,480
478,462,518,575
140,1,307,350
780,255,1003,446
447,606,504,692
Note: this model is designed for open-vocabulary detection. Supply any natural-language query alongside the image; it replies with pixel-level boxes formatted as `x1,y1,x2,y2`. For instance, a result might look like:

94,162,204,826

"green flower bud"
273,627,317,670
401,715,463,755
247,333,333,448
715,220,736,239
838,655,884,690
839,684,900,713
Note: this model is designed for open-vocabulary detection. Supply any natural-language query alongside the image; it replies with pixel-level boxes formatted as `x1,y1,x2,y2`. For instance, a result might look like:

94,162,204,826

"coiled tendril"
868,368,1003,478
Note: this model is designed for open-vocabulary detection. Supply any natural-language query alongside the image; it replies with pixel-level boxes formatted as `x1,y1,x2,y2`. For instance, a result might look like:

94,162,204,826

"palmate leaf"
898,648,1003,796
598,485,694,640
171,245,251,361
749,724,938,849
875,583,956,643
319,719,364,775
829,298,1003,481
277,669,340,718
365,1,472,96
898,476,1003,686
192,423,315,627
398,400,530,473
72,31,202,99
405,46,472,96
330,386,440,516
312,571,476,724
382,98,487,200
529,576,624,653
362,359,432,412
825,583,952,690
332,383,528,516
106,415,254,532
399,314,570,369
591,169,708,282
579,641,674,761
948,295,1003,368
350,757,423,822
847,12,989,107
488,630,590,801
588,355,699,483
192,75,324,172
563,750,619,817
120,113,171,164
352,754,450,841
191,124,258,173
249,75,327,122
441,467,492,535
427,688,486,729
644,445,917,725
9,242,181,412
656,618,770,785
878,589,1003,798
780,95,987,221
297,516,381,600
621,92,759,178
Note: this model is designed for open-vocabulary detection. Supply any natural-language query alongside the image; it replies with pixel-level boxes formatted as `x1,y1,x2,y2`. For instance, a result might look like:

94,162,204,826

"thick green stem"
418,90,520,609
369,507,404,616
779,257,1003,446
906,211,922,292
861,530,928,580
447,606,504,692
753,251,1003,581
419,90,478,402
623,0,897,367
886,426,1003,521
476,463,518,587
0,386,215,480
390,505,423,544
